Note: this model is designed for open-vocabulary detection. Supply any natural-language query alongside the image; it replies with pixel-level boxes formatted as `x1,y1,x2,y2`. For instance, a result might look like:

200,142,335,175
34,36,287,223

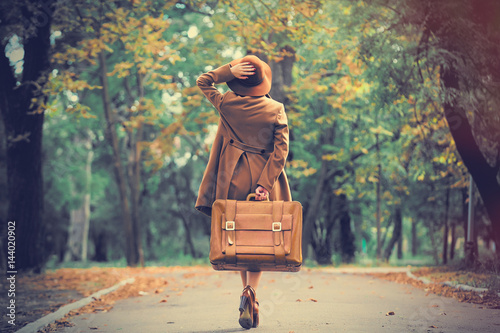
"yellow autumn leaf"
334,189,345,196
314,85,328,93
369,126,394,137
303,168,317,177
322,154,337,161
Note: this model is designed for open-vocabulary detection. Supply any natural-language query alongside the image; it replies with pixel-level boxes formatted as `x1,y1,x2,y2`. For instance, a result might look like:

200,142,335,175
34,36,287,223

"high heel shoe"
253,298,259,328
239,285,256,329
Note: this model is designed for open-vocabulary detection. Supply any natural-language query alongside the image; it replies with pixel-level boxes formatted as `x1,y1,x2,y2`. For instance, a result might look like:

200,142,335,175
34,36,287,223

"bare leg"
240,271,247,288
240,270,262,290
246,271,263,290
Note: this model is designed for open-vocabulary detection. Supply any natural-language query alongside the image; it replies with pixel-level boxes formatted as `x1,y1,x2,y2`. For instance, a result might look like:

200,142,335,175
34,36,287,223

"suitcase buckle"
226,221,235,231
272,222,282,232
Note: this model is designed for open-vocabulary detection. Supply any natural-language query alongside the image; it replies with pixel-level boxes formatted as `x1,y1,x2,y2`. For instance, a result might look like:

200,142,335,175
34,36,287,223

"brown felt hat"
227,55,272,97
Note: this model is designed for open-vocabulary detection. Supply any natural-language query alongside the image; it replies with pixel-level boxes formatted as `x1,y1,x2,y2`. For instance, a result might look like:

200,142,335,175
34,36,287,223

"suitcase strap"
272,201,287,266
225,199,237,264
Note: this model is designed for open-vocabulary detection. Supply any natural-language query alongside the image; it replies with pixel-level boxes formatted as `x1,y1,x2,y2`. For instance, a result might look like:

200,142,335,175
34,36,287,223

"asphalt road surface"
55,267,500,333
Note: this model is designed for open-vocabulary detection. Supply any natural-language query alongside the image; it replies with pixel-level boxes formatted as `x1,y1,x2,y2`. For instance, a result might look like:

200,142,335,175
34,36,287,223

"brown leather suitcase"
209,194,302,272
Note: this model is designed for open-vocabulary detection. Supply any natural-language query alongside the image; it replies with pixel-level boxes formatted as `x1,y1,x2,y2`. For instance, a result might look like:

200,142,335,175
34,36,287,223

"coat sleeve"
196,64,235,110
257,106,289,192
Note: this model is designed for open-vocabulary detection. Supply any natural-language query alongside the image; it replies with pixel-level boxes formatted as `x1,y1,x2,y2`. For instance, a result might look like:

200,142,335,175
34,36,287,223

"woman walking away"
195,55,292,329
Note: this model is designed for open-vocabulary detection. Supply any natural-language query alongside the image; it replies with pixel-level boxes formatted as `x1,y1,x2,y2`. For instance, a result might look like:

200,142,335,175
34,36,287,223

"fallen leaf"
308,285,314,289
296,299,303,302
429,325,438,328
159,299,168,303
308,298,318,302
431,304,439,307
386,311,395,316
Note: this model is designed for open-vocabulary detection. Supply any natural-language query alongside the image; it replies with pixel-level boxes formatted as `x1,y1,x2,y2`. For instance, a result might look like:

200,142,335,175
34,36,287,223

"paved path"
55,267,500,333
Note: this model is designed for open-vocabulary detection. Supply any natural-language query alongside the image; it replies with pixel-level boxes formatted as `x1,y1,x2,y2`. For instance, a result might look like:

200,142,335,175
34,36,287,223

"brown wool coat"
195,64,292,216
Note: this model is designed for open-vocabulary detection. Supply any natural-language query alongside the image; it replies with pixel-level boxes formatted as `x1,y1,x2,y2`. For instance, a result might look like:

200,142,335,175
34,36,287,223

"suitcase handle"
246,193,270,201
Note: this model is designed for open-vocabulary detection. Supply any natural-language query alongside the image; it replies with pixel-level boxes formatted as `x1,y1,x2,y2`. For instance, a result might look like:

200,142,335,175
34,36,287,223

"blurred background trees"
1,0,498,270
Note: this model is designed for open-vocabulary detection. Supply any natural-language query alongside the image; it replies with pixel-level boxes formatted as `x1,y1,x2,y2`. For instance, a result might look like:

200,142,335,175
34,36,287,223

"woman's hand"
230,62,255,79
255,186,269,201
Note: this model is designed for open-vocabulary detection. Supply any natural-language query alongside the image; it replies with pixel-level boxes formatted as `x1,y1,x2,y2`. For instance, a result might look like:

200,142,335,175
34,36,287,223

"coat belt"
227,137,273,155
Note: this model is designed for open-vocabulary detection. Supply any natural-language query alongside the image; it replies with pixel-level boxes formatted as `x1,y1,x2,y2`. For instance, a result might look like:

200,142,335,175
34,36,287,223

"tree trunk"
127,72,145,267
181,213,198,258
311,216,333,265
397,234,403,259
0,1,54,271
383,205,402,261
442,187,450,264
311,189,337,265
303,161,326,261
397,219,403,259
375,130,382,260
302,126,335,262
92,232,108,262
98,52,138,266
428,224,440,265
442,225,449,264
462,188,468,257
66,203,88,261
441,66,500,257
176,170,203,259
375,164,382,259
81,146,92,261
338,194,355,264
65,134,93,262
0,107,7,271
411,219,418,256
0,107,7,222
450,223,456,260
269,45,295,104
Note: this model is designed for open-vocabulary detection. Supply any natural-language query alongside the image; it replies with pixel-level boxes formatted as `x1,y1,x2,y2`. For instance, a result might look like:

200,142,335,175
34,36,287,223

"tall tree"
0,0,55,271
52,0,182,266
411,0,500,255
64,131,93,262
